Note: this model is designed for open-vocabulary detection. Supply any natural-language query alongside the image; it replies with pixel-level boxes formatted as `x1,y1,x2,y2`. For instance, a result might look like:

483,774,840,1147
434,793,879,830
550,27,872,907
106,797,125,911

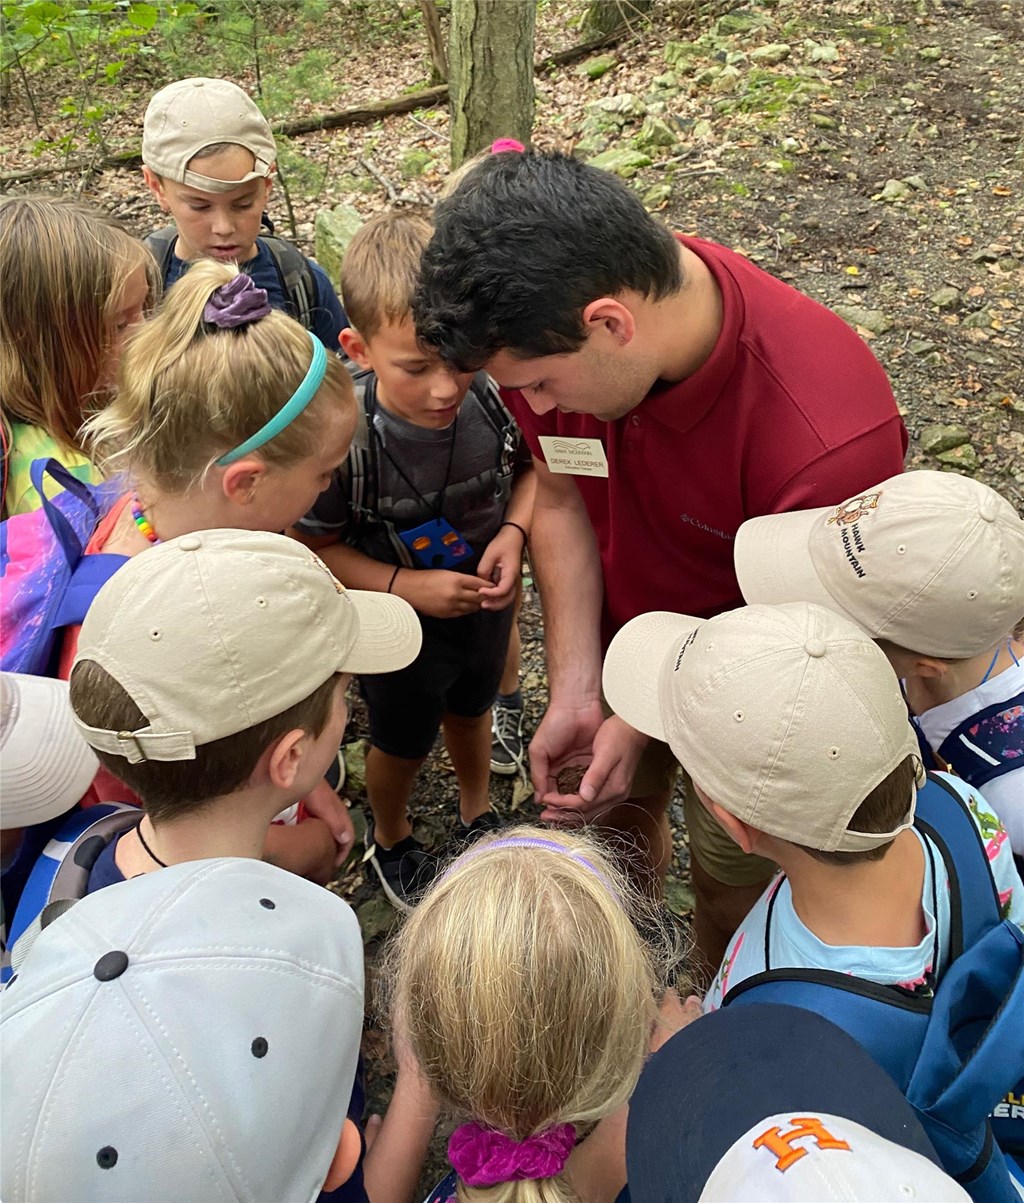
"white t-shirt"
704,773,1024,1012
915,660,1023,857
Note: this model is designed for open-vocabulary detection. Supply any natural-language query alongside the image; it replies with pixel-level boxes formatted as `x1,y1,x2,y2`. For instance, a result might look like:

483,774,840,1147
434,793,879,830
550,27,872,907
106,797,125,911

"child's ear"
142,166,170,213
708,801,757,855
911,656,951,681
340,326,371,369
266,728,306,791
221,458,268,506
322,1118,362,1191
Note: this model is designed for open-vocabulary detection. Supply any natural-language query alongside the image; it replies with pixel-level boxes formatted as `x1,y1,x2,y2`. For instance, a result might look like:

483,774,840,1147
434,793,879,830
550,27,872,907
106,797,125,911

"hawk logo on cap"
308,551,346,594
752,1117,851,1171
826,492,883,527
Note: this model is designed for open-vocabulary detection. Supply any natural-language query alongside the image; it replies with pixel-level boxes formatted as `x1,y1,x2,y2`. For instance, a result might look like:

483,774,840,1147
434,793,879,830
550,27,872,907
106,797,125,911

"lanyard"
368,390,459,521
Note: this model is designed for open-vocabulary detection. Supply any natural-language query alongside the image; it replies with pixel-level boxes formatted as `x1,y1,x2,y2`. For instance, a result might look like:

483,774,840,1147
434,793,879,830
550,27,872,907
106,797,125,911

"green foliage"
2,0,198,152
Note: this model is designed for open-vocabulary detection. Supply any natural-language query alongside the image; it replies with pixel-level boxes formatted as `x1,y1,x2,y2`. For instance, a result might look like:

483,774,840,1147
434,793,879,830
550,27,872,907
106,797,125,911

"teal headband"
216,332,329,466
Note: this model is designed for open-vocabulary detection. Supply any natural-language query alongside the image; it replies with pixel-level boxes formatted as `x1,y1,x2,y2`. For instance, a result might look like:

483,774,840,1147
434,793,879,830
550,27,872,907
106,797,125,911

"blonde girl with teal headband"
388,825,702,1203
61,258,359,883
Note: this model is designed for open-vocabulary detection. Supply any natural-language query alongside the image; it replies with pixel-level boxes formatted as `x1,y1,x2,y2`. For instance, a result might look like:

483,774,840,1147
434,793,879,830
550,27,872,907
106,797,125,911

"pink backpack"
0,459,127,675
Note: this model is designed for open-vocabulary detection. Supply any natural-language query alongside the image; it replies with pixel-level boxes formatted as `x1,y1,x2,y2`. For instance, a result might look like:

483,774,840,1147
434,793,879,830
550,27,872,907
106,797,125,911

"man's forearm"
529,465,604,703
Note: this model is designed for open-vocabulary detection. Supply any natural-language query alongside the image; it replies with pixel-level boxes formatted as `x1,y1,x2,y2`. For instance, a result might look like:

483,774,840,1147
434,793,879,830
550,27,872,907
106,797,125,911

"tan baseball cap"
72,529,422,764
142,78,276,193
602,602,920,852
734,470,1024,660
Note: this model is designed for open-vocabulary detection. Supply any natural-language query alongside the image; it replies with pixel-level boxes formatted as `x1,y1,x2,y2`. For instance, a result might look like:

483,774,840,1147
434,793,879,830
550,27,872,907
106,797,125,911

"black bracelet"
500,520,528,544
386,565,401,593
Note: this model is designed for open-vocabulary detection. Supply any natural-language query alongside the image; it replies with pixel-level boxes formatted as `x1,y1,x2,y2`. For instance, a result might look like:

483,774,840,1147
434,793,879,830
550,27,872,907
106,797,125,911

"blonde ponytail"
86,259,352,492
388,827,674,1203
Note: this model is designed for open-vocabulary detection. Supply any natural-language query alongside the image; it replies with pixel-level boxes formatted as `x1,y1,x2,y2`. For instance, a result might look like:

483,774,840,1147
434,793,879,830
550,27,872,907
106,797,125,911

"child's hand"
262,819,338,885
303,777,355,866
399,568,489,619
477,524,526,611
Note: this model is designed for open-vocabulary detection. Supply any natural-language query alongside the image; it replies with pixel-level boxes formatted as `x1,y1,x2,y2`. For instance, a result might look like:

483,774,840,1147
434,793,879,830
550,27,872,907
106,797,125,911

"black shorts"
360,605,515,759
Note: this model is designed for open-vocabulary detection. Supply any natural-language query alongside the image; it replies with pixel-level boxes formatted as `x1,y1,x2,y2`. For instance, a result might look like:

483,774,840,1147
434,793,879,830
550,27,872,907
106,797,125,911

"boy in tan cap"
734,470,1024,862
141,77,346,349
67,527,421,890
602,601,1023,1010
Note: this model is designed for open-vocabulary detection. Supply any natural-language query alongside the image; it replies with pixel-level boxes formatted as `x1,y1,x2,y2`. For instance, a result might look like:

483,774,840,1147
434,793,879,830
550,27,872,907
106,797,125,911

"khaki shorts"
627,734,776,888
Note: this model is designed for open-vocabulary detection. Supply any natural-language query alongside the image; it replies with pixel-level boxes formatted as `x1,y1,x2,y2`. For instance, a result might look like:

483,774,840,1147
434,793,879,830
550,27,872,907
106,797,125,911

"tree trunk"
448,0,535,169
583,0,653,37
419,0,448,84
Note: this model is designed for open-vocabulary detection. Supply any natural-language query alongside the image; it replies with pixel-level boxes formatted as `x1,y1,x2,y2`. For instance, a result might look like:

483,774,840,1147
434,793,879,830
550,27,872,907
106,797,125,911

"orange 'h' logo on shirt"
752,1117,852,1171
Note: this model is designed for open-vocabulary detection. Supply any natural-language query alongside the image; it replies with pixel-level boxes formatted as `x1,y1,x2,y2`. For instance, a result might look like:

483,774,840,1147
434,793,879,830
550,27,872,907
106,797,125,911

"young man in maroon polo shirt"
414,149,907,967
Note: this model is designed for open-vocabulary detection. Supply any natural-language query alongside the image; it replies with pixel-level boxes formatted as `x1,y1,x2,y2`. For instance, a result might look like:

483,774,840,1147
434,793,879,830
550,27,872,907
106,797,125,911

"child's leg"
491,579,526,777
365,747,428,848
449,604,517,816
441,711,493,825
499,584,522,696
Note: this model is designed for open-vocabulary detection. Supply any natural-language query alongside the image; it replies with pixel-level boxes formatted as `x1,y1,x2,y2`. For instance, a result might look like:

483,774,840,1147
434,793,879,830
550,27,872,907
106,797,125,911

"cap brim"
339,590,422,675
626,1004,942,1203
603,612,705,742
1,674,98,828
735,506,836,609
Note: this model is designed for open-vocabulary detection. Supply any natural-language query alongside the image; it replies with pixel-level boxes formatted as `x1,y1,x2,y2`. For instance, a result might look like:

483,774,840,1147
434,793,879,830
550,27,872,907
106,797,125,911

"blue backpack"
724,772,1024,1202
0,458,127,675
3,804,141,985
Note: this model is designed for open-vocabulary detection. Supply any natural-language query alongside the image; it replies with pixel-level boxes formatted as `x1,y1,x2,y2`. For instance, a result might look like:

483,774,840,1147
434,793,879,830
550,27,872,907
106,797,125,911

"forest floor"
3,0,1022,1191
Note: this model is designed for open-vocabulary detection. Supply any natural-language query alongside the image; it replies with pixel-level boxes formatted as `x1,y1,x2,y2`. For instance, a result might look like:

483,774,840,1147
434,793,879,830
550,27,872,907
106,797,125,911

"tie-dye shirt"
704,773,1024,1012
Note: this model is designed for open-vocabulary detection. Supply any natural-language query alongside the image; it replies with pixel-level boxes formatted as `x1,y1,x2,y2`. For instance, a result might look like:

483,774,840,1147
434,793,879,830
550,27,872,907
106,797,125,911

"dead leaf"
967,285,986,297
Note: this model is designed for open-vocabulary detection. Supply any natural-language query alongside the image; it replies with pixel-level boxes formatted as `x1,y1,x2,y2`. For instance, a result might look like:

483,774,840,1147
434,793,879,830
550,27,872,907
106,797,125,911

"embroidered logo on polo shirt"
679,514,734,540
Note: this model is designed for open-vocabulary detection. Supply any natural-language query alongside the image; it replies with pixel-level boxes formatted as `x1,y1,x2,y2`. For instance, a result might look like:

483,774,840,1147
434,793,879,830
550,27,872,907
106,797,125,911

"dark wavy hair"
414,151,683,371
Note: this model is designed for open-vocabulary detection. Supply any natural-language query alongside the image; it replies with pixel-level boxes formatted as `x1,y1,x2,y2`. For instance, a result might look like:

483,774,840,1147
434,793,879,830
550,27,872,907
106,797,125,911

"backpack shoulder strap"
937,692,1024,790
144,226,178,278
6,804,142,962
725,968,931,1090
261,235,317,329
914,772,1003,955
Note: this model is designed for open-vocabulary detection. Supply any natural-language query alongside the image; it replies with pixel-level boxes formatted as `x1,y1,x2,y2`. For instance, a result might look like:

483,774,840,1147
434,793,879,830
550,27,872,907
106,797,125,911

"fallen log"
0,31,625,186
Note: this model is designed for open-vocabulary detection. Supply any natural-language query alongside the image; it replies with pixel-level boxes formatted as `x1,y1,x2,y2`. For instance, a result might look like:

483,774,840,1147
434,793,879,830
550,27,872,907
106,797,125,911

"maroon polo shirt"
503,236,907,647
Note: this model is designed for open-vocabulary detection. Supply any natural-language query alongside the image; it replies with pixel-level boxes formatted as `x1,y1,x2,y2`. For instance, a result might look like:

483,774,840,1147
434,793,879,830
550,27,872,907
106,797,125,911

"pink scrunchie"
490,138,525,154
202,273,272,329
448,1122,576,1187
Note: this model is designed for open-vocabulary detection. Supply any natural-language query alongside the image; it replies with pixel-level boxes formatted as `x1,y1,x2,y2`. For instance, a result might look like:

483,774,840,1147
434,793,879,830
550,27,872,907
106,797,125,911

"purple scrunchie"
202,273,272,329
448,1122,576,1187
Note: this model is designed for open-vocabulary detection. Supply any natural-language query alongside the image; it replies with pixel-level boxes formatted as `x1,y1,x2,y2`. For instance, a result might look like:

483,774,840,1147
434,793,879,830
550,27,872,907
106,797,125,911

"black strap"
144,227,317,329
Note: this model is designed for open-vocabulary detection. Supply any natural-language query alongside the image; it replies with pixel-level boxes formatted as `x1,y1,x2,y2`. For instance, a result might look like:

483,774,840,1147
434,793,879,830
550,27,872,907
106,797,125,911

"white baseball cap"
72,528,421,764
0,673,98,828
627,1004,970,1203
0,857,364,1203
734,470,1024,660
603,602,920,851
143,78,276,193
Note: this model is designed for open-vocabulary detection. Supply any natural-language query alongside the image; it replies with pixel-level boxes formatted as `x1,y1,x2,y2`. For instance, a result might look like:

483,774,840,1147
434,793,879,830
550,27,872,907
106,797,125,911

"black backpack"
144,225,317,330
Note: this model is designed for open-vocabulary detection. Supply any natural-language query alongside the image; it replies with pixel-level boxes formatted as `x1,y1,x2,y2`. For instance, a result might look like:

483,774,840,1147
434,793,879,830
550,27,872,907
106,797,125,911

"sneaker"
490,699,525,776
364,823,437,914
454,809,503,849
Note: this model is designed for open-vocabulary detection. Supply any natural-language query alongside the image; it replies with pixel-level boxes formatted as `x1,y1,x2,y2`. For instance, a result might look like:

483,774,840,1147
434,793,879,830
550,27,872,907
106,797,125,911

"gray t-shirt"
298,369,524,570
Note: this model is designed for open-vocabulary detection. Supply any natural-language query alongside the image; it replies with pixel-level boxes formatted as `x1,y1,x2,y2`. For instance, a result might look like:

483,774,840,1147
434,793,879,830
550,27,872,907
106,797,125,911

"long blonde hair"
389,826,668,1203
87,259,353,492
0,195,159,451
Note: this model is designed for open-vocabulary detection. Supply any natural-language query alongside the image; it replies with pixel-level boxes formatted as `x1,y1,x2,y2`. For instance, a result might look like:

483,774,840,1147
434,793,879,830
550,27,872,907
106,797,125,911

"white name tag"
538,436,609,478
